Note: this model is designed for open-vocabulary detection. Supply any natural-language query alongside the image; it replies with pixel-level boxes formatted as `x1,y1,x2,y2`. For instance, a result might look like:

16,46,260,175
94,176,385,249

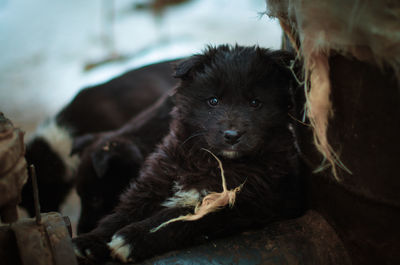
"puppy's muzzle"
223,130,244,145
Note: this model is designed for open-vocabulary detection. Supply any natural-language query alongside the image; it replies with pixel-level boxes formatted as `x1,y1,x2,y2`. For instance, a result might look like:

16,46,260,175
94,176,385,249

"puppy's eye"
249,99,262,109
208,97,219,106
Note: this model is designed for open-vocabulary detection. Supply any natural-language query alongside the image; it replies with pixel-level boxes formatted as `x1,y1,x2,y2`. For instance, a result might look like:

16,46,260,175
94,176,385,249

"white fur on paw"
84,249,93,258
107,235,133,263
73,245,85,259
73,244,93,260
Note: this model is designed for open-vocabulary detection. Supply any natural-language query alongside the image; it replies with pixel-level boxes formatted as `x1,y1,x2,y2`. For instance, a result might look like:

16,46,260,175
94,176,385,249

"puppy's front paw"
73,234,110,262
107,235,133,263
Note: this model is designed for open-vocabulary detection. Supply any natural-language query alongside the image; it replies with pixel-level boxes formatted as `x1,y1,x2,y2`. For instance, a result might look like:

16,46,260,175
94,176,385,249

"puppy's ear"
173,56,203,80
268,50,305,116
71,134,96,155
269,50,303,78
90,140,143,178
90,148,111,178
174,45,223,80
268,50,295,67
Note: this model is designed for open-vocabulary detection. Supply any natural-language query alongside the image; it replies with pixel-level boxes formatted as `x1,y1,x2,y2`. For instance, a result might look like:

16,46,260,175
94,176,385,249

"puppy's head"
173,45,295,159
73,134,144,234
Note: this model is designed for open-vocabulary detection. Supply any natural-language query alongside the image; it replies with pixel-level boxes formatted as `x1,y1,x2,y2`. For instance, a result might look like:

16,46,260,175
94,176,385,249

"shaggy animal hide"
266,0,400,179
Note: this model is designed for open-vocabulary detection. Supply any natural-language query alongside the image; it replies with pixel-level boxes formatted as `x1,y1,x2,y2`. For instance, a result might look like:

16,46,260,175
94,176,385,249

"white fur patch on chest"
161,182,208,208
31,118,80,181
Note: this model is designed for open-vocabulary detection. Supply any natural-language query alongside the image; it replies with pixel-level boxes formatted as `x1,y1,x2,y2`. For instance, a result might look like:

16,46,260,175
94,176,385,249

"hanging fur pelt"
266,0,400,179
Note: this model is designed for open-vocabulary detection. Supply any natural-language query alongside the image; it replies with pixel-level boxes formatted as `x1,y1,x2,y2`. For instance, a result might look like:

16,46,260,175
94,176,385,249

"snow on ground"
0,0,281,135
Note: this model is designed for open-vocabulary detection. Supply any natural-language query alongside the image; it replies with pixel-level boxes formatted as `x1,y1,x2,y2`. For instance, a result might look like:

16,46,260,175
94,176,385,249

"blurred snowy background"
0,0,281,136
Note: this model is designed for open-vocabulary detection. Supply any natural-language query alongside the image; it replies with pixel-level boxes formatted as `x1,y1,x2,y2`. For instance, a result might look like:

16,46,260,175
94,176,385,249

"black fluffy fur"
73,94,174,234
73,45,305,263
21,60,178,216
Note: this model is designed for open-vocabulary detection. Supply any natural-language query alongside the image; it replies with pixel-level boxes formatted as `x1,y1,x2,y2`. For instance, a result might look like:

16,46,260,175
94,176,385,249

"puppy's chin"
221,150,241,159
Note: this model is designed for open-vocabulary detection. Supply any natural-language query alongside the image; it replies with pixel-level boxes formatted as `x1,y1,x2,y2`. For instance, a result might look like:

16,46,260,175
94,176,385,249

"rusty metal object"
0,212,78,265
0,112,28,223
105,211,350,265
0,113,78,264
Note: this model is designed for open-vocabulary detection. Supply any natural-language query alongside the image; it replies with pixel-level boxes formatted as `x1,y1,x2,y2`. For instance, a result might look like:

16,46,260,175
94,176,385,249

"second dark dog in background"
22,60,178,216
72,94,174,234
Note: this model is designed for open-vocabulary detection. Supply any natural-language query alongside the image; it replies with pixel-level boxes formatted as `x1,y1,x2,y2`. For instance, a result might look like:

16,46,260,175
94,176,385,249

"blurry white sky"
0,0,282,133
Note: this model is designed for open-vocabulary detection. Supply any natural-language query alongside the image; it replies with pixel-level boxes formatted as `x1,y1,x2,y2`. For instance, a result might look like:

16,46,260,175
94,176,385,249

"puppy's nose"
223,130,241,145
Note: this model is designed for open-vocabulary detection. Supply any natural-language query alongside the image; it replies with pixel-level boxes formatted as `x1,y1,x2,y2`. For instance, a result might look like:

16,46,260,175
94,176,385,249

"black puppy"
73,45,305,263
72,93,174,234
22,60,178,216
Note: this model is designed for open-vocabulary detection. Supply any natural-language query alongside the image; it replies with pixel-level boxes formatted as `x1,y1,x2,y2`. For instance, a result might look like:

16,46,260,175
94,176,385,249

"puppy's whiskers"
181,131,207,147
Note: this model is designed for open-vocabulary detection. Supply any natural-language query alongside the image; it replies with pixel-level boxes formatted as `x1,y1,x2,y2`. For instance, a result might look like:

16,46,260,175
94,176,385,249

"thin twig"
201,148,227,191
29,165,41,225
